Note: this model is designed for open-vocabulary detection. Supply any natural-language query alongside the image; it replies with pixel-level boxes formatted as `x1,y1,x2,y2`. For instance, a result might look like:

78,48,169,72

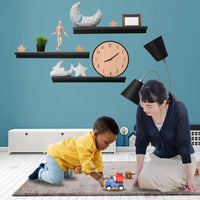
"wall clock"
92,41,129,77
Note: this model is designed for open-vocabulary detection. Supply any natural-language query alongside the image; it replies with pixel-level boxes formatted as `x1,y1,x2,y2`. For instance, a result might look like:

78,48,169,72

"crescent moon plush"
70,2,102,27
50,60,72,77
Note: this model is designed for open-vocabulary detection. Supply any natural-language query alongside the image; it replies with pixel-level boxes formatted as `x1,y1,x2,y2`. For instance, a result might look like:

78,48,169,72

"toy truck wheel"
118,185,124,191
106,185,112,191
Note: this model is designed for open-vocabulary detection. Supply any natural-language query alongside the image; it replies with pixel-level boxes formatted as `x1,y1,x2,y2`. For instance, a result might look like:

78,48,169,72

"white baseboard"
116,146,156,152
117,146,200,153
1,146,200,153
116,146,134,152
0,147,8,152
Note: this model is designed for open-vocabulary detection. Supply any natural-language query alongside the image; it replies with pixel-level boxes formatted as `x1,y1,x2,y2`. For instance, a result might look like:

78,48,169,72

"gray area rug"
13,162,200,196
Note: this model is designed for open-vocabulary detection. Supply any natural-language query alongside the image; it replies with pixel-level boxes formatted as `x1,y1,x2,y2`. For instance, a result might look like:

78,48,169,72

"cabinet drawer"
44,132,70,149
9,132,44,153
78,129,92,136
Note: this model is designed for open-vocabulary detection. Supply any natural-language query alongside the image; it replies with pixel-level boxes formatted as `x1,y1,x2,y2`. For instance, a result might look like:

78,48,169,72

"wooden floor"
0,151,200,200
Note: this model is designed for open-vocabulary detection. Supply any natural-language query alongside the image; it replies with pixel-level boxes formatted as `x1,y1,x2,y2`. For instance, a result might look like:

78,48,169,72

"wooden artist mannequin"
51,21,69,51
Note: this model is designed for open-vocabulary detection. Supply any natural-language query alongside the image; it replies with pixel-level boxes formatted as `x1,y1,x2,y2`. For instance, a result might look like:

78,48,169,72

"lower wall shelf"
51,76,126,82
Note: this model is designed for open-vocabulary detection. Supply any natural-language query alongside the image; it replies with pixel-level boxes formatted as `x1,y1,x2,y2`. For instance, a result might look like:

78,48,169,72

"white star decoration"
71,62,88,76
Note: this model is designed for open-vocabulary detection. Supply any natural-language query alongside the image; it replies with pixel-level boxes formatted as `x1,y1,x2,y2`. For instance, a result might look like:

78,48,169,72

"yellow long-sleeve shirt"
47,131,104,174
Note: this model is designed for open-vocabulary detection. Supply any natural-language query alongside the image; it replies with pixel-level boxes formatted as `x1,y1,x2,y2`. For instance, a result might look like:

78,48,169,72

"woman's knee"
138,171,145,185
138,170,151,189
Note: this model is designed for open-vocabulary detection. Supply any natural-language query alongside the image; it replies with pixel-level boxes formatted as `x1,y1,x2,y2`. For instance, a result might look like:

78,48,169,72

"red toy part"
114,173,125,183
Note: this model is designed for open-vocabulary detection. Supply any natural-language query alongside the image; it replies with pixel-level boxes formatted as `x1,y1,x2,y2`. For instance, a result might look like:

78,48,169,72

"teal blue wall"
1,0,200,146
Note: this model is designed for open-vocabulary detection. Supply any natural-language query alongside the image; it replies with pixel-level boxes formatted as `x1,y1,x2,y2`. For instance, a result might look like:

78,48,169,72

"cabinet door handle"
25,133,28,136
61,133,64,136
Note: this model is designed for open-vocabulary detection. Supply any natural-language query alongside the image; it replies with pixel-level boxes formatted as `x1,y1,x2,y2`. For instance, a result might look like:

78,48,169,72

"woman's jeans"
38,154,73,185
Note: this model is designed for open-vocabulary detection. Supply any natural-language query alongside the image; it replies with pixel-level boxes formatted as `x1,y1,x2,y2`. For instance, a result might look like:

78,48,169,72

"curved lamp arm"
140,70,160,82
163,59,172,93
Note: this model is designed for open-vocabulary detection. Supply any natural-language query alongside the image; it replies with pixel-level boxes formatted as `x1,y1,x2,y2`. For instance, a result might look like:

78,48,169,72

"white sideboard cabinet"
8,129,116,154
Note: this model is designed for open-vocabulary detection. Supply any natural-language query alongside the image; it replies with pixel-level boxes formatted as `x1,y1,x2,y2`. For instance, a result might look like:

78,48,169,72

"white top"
155,124,163,131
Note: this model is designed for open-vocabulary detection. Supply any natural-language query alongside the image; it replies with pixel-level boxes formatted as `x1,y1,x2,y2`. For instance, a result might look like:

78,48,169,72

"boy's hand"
98,176,106,187
90,172,105,187
74,166,82,174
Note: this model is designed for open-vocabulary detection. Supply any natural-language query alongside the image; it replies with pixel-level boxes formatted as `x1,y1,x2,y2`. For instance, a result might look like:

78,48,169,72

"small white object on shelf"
50,60,73,77
71,62,88,76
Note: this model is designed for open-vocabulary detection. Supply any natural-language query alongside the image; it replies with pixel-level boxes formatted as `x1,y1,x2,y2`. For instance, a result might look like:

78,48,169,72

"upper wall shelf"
73,26,148,34
15,52,90,58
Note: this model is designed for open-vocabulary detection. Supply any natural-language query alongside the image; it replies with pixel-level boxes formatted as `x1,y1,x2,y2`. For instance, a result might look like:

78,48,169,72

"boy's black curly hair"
93,116,119,135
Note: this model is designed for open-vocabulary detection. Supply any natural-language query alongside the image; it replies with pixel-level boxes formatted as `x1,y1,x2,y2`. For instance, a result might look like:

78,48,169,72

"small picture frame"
122,14,141,26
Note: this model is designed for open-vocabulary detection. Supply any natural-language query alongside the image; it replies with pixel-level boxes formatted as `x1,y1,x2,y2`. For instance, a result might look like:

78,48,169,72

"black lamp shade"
121,79,143,105
144,36,168,61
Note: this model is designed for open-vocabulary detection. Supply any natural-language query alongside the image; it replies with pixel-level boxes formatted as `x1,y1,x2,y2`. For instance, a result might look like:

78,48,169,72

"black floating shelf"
73,26,148,34
15,52,89,58
52,76,126,82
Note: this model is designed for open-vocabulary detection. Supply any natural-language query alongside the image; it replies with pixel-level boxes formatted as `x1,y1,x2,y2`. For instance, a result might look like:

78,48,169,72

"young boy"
28,116,119,187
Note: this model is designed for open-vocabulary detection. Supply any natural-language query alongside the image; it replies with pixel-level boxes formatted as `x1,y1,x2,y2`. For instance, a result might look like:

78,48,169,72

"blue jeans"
38,154,73,185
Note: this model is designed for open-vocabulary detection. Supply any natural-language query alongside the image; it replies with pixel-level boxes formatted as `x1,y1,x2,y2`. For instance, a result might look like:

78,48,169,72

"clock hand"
104,52,119,62
104,57,113,63
110,52,119,60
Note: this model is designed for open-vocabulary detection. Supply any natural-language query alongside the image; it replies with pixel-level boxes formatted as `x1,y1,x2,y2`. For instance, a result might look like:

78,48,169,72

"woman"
134,79,196,192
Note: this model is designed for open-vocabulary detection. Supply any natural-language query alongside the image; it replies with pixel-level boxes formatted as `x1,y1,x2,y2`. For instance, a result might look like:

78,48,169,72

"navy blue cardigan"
135,100,194,164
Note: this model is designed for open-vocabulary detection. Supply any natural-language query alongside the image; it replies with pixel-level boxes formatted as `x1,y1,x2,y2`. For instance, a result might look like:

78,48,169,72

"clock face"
92,41,129,77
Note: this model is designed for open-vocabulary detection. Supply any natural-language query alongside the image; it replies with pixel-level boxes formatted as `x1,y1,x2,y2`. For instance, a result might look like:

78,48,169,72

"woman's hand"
182,179,196,192
134,154,145,188
183,163,196,192
134,175,139,187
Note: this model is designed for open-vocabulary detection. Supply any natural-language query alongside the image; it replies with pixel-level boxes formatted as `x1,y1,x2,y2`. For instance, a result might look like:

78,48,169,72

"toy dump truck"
104,170,125,191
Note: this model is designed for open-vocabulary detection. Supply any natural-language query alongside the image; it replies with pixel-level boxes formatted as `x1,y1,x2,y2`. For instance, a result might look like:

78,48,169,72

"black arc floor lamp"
121,35,171,105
